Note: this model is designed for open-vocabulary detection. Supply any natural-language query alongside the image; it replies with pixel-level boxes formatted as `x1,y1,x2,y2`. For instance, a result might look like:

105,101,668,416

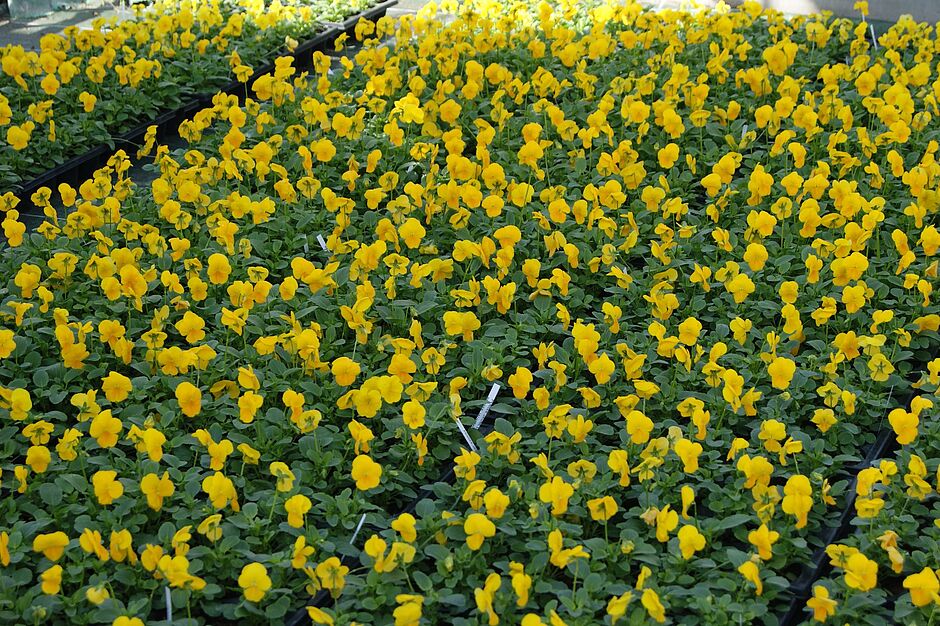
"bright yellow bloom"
903,567,940,607
738,560,762,595
767,356,796,390
101,371,133,403
238,562,271,602
806,585,837,622
443,311,481,341
748,524,780,560
331,357,361,386
641,588,666,623
464,513,495,550
351,454,382,490
587,496,618,522
844,552,878,591
33,531,69,561
677,525,706,560
284,494,312,528
781,474,813,529
175,382,202,417
40,564,62,595
140,472,175,511
92,470,124,505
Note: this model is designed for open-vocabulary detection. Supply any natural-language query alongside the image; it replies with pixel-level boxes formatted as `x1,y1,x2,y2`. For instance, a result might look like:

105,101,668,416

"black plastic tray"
336,0,400,38
777,425,899,626
202,0,400,107
199,27,341,107
9,99,202,216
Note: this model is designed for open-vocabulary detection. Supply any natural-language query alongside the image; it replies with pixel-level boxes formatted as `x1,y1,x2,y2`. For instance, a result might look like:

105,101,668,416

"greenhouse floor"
0,0,428,48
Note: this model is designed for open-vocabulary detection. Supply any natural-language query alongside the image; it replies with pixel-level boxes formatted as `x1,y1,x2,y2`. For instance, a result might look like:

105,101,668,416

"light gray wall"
724,0,939,24
7,0,108,20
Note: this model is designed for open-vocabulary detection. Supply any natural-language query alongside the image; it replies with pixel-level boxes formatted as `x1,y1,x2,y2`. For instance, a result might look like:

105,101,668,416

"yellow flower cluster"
0,0,938,624
0,0,374,187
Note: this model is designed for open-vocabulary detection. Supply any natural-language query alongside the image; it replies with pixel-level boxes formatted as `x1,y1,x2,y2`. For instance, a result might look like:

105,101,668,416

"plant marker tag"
870,24,878,50
472,383,500,430
349,513,367,546
317,234,328,251
165,586,173,623
302,235,309,254
454,416,477,452
740,124,748,141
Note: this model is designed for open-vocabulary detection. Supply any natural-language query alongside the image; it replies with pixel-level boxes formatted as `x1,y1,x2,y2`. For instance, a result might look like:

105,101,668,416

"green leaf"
265,595,291,618
32,368,49,388
710,513,752,531
38,483,62,507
